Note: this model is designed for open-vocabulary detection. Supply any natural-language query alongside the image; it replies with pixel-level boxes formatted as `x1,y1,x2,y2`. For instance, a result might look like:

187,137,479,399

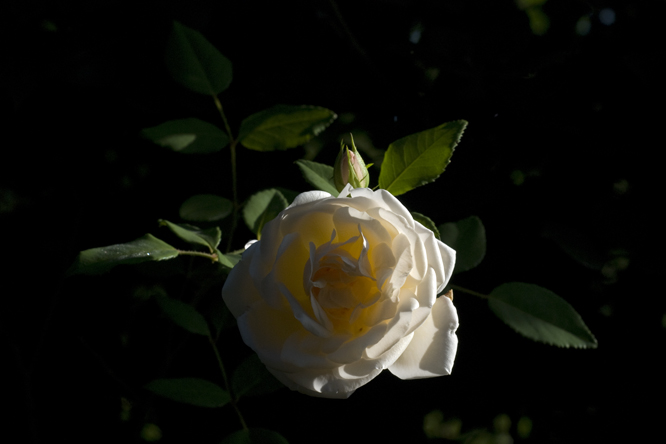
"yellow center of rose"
306,228,381,336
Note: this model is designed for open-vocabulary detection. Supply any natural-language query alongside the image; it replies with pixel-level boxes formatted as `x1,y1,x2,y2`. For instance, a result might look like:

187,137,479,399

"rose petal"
278,283,331,338
288,190,332,208
222,245,261,317
237,302,301,373
388,295,459,379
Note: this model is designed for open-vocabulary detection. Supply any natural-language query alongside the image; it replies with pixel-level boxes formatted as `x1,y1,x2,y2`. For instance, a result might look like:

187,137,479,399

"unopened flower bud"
334,134,370,191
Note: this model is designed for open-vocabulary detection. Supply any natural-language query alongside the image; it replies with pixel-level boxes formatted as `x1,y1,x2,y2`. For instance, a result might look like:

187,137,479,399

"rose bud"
334,135,370,191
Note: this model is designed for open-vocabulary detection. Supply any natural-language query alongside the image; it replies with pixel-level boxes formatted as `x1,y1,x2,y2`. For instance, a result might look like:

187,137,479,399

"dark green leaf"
275,188,301,205
155,295,210,336
221,429,289,444
438,216,486,273
141,118,228,153
159,220,221,253
378,120,467,196
232,354,284,398
223,252,242,267
239,105,336,151
67,234,178,276
145,378,230,407
179,194,233,222
243,189,288,237
488,282,597,348
165,21,232,95
295,160,338,195
208,294,237,338
411,212,441,240
214,247,236,268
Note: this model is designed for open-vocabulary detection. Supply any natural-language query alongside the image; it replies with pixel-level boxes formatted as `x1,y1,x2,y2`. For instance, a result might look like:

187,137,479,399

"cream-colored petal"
327,322,388,364
236,302,300,373
278,283,331,338
413,221,456,292
388,295,459,379
288,190,332,208
221,245,261,318
364,308,412,359
281,331,336,369
404,268,437,336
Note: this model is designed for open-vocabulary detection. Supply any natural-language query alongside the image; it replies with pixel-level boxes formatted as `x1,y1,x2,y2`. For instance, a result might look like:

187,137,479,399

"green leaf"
179,194,233,222
141,118,229,153
378,120,467,196
243,189,288,237
295,160,338,195
411,212,441,240
221,429,289,444
159,220,221,253
145,378,230,407
214,247,236,269
223,252,242,267
165,21,232,95
238,105,337,151
232,354,284,398
155,295,210,336
438,216,486,273
208,294,237,338
67,234,179,276
488,282,597,348
275,188,301,205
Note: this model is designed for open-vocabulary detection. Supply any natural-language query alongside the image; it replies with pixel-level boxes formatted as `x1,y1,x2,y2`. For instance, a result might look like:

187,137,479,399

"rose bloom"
222,187,458,398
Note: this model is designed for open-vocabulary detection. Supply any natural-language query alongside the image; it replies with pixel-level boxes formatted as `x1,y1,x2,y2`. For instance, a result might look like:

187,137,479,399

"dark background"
3,0,664,443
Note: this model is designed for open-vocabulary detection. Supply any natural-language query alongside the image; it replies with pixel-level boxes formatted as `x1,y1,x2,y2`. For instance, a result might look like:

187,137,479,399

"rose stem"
449,284,489,299
176,250,219,262
212,94,240,254
208,333,249,431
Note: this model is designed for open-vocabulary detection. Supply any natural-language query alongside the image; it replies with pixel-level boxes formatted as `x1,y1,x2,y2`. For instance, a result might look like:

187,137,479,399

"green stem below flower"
208,334,248,431
212,94,240,253
176,250,218,262
450,284,489,299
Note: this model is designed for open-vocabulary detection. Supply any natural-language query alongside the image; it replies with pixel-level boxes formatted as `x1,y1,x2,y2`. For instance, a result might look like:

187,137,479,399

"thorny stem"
450,284,489,299
208,334,248,431
212,94,240,253
176,249,218,262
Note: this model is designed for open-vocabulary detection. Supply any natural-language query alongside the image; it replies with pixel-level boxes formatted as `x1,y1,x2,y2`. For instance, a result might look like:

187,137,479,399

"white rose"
222,187,458,398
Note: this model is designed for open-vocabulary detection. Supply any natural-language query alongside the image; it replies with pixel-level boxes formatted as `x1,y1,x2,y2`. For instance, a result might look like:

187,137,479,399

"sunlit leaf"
295,160,338,195
439,216,486,273
488,282,597,348
165,21,232,95
179,194,233,222
239,105,336,151
378,120,467,196
243,189,288,237
159,219,221,253
141,118,228,153
232,354,284,398
221,429,289,444
67,234,178,276
145,378,230,407
156,295,210,336
411,212,441,240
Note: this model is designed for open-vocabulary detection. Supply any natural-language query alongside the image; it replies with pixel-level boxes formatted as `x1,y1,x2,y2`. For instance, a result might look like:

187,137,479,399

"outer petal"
388,295,458,379
288,190,332,208
222,243,261,318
